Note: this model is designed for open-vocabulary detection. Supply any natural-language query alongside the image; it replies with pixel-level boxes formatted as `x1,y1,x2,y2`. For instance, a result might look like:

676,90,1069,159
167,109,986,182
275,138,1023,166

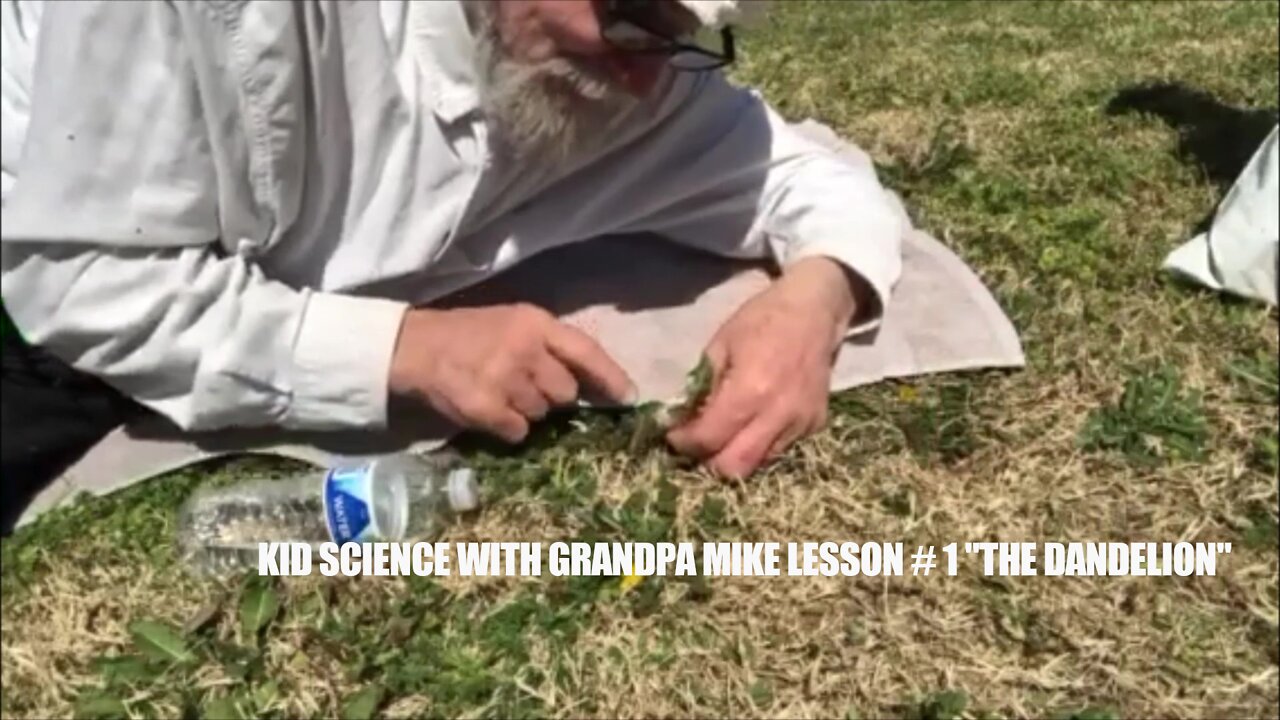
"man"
0,0,904,509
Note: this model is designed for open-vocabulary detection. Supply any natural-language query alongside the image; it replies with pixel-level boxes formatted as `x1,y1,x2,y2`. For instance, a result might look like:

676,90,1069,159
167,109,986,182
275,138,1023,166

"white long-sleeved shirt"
0,0,903,433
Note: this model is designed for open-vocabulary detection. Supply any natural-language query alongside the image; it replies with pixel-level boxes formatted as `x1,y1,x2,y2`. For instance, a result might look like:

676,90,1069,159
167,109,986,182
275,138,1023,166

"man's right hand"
388,305,635,442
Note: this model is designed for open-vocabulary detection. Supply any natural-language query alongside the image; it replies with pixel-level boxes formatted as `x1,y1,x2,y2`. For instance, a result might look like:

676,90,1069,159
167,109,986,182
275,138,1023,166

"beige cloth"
15,121,1024,528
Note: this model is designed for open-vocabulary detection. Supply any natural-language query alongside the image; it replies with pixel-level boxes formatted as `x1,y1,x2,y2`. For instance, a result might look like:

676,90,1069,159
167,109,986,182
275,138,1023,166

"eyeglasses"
599,0,736,72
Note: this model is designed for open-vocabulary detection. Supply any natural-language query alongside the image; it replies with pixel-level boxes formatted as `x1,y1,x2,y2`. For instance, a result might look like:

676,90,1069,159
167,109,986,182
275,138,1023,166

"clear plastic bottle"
176,453,480,576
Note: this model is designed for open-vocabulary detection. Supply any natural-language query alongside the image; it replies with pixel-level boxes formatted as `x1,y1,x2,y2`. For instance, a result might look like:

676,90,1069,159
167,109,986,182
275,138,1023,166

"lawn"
2,1,1278,718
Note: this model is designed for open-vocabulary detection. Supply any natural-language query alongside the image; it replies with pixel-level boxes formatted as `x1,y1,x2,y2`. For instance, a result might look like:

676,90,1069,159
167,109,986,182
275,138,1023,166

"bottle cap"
446,468,480,512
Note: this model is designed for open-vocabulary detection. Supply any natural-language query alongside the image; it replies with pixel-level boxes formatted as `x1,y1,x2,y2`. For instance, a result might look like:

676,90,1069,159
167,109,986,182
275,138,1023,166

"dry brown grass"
3,1,1278,718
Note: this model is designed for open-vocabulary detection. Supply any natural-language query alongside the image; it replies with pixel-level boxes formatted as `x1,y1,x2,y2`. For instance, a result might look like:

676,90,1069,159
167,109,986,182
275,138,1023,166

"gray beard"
472,15,639,164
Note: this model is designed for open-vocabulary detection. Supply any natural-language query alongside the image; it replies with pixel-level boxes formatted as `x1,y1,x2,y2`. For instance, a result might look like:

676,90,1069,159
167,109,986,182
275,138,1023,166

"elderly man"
0,0,903,507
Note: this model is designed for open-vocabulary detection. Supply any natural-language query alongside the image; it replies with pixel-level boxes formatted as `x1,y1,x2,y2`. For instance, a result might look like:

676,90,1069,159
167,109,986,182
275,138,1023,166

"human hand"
389,304,635,442
666,257,869,478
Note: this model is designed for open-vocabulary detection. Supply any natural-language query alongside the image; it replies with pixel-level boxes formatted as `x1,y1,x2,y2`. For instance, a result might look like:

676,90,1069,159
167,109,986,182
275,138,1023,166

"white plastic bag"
1164,125,1279,307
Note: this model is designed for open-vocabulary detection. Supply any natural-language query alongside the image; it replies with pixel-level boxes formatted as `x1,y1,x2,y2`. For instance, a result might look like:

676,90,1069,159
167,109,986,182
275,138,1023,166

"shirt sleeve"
1,245,407,432
0,0,407,432
615,73,906,329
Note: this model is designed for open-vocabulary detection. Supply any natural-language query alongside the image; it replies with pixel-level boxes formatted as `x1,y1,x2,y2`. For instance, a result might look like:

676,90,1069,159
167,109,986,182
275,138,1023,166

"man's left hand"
666,257,870,478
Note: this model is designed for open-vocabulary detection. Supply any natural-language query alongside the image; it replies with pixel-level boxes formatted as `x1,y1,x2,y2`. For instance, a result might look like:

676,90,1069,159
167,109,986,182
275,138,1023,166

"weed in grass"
908,690,969,720
748,679,775,708
342,585,561,717
879,485,915,518
693,495,730,538
128,619,199,665
880,118,977,192
896,384,981,464
72,692,130,720
828,381,987,466
1240,501,1279,551
1080,365,1208,465
538,454,599,513
70,575,316,719
1057,709,1119,720
239,577,280,645
340,684,384,720
1253,430,1279,476
1226,350,1280,406
983,590,1062,657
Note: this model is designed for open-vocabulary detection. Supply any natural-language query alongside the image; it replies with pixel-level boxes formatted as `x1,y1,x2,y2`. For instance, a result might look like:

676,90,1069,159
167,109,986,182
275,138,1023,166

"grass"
4,1,1279,718
1079,365,1208,466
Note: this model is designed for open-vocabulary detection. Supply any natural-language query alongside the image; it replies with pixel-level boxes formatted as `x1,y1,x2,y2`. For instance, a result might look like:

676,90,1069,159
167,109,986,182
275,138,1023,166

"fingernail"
624,383,639,405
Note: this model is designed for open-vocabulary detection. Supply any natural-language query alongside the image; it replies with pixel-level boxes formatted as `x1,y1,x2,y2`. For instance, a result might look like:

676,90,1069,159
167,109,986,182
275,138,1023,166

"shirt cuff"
786,236,902,338
286,291,409,430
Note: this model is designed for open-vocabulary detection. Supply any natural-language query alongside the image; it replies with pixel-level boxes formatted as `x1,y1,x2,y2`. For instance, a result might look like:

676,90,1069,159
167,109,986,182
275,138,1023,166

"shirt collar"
407,0,482,124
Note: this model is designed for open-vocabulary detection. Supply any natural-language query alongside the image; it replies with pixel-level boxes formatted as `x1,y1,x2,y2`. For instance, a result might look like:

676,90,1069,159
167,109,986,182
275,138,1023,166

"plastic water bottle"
176,453,480,576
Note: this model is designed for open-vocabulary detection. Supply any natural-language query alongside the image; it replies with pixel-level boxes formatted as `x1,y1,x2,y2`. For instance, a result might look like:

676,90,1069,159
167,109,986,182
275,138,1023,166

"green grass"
4,2,1279,718
1079,365,1209,465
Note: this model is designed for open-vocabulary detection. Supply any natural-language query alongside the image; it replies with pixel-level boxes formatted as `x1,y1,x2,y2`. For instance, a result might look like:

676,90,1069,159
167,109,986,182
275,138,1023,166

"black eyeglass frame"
599,0,737,72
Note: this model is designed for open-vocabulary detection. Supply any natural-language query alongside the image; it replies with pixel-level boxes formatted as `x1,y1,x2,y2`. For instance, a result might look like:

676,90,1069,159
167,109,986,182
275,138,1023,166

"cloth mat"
15,119,1025,528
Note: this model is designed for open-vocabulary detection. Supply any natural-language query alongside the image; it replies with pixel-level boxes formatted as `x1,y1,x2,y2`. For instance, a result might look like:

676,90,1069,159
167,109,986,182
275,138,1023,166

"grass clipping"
627,354,715,453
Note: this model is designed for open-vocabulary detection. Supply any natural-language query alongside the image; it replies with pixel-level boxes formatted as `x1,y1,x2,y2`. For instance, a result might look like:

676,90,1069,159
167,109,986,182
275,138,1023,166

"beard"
471,9,640,164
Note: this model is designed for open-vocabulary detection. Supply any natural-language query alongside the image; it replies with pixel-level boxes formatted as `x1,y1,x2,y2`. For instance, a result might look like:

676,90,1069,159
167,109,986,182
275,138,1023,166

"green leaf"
1080,367,1207,466
254,680,281,710
1253,431,1279,476
629,576,664,618
129,619,197,665
634,400,664,414
748,680,774,707
654,478,679,518
626,356,717,454
210,641,264,681
202,693,246,720
92,654,160,686
684,354,715,406
73,692,128,720
1241,502,1279,551
340,684,385,720
915,690,968,720
239,581,280,641
627,409,665,454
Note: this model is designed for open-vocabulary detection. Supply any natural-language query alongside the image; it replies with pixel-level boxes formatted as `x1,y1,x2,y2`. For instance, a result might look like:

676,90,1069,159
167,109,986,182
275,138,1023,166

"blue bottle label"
323,464,379,544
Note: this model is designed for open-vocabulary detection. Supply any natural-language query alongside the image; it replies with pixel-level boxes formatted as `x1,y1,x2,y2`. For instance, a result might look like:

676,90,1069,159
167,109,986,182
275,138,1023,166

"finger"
765,417,809,460
488,407,530,444
709,411,795,480
666,374,759,459
531,354,579,406
423,390,471,430
507,375,551,421
459,395,529,443
545,324,635,404
805,406,830,438
665,336,756,458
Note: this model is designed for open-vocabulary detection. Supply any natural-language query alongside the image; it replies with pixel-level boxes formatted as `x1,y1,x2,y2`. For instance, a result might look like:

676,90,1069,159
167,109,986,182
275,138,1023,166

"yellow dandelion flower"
619,569,644,595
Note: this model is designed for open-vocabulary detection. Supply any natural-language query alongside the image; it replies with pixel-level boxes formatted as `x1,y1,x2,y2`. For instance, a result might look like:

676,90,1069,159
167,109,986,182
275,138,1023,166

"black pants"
1,309,147,534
